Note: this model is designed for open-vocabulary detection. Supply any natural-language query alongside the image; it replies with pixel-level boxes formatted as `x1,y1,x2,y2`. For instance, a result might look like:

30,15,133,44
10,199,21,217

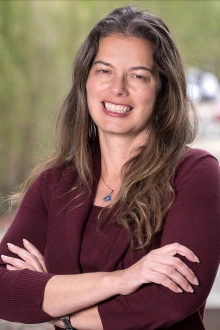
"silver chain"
100,174,120,192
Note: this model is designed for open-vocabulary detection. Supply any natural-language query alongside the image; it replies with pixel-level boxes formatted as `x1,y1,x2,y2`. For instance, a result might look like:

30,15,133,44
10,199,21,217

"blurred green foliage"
0,0,220,214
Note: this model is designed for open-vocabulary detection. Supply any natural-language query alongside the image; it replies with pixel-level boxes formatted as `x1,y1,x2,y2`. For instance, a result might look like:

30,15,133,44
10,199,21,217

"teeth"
104,102,131,113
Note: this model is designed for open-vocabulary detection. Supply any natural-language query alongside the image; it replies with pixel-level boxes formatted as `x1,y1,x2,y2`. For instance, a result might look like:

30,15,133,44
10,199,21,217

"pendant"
103,190,113,202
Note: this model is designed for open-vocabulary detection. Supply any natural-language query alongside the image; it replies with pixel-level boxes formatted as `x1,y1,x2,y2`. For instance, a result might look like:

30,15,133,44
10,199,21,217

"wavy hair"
10,6,197,249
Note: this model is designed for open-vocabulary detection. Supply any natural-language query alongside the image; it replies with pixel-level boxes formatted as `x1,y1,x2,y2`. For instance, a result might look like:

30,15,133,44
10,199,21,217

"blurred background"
0,0,220,329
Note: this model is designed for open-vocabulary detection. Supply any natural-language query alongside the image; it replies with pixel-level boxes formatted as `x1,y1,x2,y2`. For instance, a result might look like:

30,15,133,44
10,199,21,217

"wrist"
101,270,123,296
70,305,103,330
60,315,76,329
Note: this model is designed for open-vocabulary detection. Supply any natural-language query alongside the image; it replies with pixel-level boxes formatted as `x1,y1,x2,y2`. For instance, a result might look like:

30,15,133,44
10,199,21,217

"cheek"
86,79,100,119
139,89,157,107
146,85,158,103
86,76,101,100
86,78,94,100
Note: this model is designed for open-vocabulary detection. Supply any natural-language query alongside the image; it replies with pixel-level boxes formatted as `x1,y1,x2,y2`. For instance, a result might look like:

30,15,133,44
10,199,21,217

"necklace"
101,174,120,202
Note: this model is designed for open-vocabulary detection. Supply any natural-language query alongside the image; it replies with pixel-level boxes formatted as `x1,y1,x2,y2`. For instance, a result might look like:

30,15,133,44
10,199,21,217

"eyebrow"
93,60,152,73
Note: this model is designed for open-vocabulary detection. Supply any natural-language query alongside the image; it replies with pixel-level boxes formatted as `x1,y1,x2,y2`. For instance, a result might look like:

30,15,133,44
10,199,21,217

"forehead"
94,34,154,68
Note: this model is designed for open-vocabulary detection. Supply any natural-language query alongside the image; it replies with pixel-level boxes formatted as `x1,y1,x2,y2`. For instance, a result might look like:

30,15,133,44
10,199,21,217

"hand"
1,241,200,295
1,239,47,272
1,241,67,327
118,242,200,295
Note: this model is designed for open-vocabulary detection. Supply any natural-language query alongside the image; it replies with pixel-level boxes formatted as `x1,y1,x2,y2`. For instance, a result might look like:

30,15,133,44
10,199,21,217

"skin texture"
86,35,159,140
87,35,160,207
2,240,199,329
0,36,202,329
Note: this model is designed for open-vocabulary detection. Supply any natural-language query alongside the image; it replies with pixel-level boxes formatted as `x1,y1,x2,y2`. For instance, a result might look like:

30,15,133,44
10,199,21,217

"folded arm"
1,153,219,329
97,154,220,329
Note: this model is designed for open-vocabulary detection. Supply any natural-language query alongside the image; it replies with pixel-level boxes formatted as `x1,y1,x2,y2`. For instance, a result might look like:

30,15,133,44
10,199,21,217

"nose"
110,75,129,96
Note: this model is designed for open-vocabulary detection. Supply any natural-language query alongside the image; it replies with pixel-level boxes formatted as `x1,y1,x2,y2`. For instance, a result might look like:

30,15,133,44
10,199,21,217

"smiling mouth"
102,102,133,113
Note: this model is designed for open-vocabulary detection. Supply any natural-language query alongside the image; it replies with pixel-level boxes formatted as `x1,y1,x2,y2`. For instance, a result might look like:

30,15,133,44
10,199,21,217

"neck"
99,131,147,181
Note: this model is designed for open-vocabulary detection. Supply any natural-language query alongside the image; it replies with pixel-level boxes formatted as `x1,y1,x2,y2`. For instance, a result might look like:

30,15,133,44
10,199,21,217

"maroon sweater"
0,148,220,330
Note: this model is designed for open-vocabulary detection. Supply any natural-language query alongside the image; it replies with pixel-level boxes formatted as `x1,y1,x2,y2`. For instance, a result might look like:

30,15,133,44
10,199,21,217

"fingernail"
178,287,183,293
1,255,8,259
23,238,30,244
7,243,14,247
195,256,200,263
194,278,199,286
188,286,194,293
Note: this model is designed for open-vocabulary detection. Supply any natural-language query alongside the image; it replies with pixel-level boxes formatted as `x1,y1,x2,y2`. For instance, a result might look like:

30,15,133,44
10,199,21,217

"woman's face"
86,34,160,140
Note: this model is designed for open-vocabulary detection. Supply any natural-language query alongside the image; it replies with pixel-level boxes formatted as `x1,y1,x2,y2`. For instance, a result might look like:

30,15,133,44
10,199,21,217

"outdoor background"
0,0,220,329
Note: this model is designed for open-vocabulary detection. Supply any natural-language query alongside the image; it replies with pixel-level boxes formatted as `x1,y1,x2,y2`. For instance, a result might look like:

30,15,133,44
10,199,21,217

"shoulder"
30,162,78,209
174,147,220,186
176,147,219,174
180,147,218,167
43,162,77,185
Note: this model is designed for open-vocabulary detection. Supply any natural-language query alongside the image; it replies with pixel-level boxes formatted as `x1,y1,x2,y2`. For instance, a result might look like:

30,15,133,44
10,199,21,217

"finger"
148,262,194,293
1,255,34,270
6,264,19,271
147,254,199,286
146,271,183,294
22,239,47,272
7,243,45,272
7,242,34,260
156,243,200,263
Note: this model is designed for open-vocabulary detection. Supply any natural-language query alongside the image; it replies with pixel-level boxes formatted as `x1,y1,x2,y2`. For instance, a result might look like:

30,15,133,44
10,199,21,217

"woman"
0,5,220,330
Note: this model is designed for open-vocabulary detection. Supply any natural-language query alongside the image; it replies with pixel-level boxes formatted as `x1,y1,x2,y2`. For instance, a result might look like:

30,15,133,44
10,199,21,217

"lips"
102,101,133,113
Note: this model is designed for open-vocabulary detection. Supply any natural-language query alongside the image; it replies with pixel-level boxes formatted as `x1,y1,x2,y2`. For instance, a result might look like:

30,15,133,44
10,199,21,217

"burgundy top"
0,148,220,330
80,206,103,273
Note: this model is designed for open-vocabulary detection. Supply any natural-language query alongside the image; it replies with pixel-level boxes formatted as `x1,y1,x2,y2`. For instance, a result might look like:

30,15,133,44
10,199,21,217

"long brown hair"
10,6,197,249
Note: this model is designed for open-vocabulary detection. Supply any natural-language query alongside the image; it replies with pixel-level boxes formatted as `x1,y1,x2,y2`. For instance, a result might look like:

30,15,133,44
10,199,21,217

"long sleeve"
0,168,63,324
98,151,220,329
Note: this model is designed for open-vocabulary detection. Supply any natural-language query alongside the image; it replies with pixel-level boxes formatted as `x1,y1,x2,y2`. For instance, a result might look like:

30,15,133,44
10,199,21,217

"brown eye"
133,74,148,81
98,69,110,74
135,75,143,79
